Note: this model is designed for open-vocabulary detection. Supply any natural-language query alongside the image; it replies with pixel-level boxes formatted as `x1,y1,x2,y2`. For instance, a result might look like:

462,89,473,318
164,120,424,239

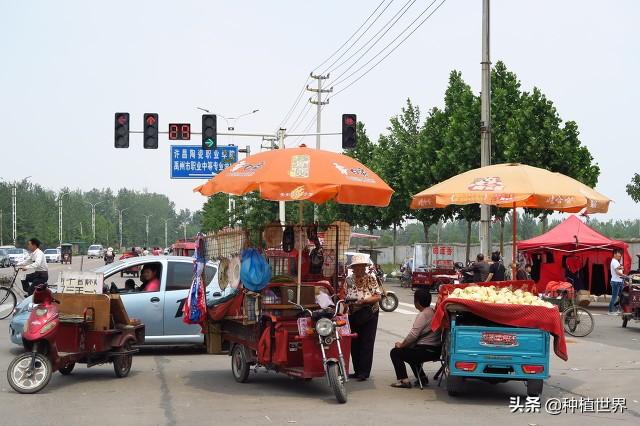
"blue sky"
0,0,638,222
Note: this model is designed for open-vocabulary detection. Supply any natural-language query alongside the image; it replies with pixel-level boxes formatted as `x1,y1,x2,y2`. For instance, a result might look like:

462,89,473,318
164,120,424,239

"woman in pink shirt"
139,266,160,292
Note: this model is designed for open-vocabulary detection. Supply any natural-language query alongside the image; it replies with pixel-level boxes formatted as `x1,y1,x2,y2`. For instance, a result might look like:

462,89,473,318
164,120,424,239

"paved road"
0,259,638,425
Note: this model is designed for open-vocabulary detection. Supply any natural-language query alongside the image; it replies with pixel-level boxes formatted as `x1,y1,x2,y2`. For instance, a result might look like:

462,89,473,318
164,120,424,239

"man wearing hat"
344,253,382,381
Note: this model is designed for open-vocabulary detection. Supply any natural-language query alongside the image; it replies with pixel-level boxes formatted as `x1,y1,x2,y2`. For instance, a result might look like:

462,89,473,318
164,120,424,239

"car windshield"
44,249,57,254
8,249,22,254
88,245,101,250
0,249,7,255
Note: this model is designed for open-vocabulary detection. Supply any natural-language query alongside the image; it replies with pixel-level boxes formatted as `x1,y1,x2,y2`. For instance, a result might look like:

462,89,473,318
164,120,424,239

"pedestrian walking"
608,249,625,315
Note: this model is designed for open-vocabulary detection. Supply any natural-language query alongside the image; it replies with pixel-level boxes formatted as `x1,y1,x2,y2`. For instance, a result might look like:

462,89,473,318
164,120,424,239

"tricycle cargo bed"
449,320,550,380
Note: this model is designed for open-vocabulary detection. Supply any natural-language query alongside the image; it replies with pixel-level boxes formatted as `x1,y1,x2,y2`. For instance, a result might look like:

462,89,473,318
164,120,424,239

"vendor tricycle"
621,274,640,328
433,282,567,398
220,282,356,403
7,286,145,394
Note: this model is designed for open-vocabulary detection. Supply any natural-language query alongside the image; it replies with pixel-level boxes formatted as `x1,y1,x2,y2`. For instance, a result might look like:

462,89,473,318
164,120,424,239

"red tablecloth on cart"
432,297,568,361
207,292,244,321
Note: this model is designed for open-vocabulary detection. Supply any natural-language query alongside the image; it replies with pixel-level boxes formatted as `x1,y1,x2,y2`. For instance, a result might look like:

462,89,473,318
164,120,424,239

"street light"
143,214,153,248
1,176,31,246
84,201,104,243
194,107,259,131
58,191,70,245
116,207,129,250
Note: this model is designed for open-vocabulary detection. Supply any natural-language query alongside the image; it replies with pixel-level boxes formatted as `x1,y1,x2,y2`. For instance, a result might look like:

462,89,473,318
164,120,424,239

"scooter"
374,266,398,312
7,285,143,394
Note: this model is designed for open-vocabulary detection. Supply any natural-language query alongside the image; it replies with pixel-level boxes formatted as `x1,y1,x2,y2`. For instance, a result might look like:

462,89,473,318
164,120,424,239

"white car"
7,248,29,266
87,244,104,258
44,248,61,263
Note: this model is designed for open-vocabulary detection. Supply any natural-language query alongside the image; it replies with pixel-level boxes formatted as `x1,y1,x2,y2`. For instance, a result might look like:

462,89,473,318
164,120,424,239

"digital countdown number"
168,123,191,140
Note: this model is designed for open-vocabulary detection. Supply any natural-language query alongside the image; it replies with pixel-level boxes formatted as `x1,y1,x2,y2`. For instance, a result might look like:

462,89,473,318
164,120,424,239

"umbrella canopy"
194,145,393,207
410,163,610,213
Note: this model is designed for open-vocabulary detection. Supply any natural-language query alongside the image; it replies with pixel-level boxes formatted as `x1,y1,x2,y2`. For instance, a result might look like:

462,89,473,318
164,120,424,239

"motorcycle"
104,252,115,265
373,266,398,312
454,261,475,284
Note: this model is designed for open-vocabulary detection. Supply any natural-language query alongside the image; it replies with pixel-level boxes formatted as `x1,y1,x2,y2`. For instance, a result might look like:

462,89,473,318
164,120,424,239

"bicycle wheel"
562,306,594,337
0,287,17,320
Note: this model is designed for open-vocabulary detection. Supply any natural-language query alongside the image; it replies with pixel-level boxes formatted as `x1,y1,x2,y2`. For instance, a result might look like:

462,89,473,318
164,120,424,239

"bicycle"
0,266,24,320
542,289,594,337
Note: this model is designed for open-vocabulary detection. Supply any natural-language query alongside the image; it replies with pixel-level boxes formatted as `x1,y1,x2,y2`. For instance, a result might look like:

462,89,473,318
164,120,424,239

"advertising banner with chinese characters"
170,145,239,179
58,271,104,294
432,244,454,268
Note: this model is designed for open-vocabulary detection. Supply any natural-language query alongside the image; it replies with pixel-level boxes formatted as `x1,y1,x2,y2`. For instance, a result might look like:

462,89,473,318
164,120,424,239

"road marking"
395,308,417,315
399,302,415,309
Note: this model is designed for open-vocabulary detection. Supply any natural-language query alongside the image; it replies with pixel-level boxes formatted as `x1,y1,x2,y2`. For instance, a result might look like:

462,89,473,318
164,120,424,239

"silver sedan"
10,256,219,346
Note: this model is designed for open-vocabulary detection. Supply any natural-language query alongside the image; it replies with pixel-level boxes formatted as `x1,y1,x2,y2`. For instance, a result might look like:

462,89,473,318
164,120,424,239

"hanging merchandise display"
240,248,272,292
218,257,230,290
183,234,207,325
263,223,284,249
282,225,295,253
228,255,242,289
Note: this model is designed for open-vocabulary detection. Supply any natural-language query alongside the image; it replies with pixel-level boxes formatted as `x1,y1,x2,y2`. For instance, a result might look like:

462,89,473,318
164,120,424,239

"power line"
279,0,389,130
287,101,314,133
319,0,397,75
330,0,447,98
314,0,390,72
324,0,416,77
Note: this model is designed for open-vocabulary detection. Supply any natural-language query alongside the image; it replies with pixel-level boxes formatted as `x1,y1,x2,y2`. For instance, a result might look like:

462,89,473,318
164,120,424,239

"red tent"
517,215,631,295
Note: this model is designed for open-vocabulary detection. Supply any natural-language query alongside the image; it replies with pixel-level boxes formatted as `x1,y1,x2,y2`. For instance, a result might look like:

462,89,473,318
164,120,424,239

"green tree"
202,193,230,232
627,173,640,202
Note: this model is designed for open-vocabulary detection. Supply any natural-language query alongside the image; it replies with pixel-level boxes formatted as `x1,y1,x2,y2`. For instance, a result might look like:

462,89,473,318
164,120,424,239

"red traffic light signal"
341,114,357,149
143,113,159,149
114,112,130,148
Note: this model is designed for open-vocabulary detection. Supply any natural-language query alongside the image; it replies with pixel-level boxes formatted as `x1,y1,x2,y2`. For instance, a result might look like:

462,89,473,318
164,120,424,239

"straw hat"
218,257,230,290
348,253,369,267
262,224,283,249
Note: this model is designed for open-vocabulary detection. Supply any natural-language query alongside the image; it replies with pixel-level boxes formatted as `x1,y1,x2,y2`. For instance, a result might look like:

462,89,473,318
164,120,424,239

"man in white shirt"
18,238,49,295
608,249,625,315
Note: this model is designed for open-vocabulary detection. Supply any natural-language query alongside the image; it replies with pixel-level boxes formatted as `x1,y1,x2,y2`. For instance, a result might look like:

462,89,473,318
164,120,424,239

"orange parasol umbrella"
194,145,393,206
410,163,611,275
194,145,394,303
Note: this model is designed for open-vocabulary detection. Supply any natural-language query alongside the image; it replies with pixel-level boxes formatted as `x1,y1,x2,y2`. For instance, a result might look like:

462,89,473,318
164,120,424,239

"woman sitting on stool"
390,288,442,388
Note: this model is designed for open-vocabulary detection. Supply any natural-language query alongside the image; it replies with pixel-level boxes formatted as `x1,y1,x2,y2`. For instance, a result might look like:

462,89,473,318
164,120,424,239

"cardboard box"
278,285,316,305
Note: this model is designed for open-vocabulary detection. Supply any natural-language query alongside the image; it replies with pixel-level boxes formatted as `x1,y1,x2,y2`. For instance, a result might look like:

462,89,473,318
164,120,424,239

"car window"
104,261,162,293
8,249,21,254
205,265,218,287
44,249,57,254
166,262,194,291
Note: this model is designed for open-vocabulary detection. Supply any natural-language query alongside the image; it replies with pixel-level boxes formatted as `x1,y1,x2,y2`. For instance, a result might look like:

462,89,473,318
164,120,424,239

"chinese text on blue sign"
170,145,239,179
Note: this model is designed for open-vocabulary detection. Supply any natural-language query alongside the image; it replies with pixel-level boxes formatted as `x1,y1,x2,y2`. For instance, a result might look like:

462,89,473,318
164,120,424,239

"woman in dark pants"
345,253,382,381
390,289,442,388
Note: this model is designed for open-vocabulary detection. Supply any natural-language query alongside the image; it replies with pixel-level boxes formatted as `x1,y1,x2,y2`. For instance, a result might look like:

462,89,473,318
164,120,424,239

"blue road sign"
170,145,239,179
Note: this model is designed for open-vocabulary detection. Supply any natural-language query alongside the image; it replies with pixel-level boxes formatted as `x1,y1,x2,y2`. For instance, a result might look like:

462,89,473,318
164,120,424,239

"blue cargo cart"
442,303,550,397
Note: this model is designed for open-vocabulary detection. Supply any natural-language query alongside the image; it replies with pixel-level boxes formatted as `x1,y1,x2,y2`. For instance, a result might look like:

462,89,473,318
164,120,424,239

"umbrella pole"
512,204,517,279
297,202,303,305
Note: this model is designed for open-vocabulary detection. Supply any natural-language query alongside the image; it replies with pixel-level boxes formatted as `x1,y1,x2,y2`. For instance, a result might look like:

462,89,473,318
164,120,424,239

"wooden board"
109,294,131,326
55,294,111,330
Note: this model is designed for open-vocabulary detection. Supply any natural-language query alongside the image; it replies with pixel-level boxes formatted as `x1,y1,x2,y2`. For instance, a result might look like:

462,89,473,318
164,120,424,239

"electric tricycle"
7,286,145,394
220,282,356,403
621,274,640,328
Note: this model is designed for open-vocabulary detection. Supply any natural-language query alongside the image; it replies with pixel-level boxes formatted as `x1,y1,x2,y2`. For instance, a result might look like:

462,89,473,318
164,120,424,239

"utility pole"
144,214,153,248
85,201,104,243
307,73,332,223
479,0,492,257
162,218,170,249
117,207,129,250
58,191,70,246
180,222,188,241
0,209,3,246
278,128,286,225
11,185,16,246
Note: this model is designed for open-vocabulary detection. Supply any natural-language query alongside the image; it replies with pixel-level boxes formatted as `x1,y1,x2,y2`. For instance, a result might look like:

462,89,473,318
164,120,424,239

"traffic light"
341,114,357,149
143,113,159,149
202,114,217,150
114,112,130,148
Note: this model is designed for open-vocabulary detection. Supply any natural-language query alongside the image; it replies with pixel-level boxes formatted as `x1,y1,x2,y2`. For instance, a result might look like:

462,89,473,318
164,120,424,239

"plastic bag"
183,261,207,325
240,248,272,292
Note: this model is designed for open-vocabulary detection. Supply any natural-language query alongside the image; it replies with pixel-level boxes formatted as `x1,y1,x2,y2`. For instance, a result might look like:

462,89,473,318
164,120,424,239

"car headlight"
315,318,334,337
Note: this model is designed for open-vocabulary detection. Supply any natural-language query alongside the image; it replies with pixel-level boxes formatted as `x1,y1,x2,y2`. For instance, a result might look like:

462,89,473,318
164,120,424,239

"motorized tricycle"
60,243,72,265
7,285,145,394
621,274,640,328
221,282,356,403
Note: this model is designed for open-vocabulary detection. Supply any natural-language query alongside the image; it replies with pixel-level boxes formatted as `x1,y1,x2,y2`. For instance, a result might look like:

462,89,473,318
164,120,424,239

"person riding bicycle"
17,238,49,296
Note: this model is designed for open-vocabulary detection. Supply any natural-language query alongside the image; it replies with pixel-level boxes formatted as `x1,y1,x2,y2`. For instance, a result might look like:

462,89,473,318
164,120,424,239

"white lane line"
395,308,417,315
399,302,415,308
